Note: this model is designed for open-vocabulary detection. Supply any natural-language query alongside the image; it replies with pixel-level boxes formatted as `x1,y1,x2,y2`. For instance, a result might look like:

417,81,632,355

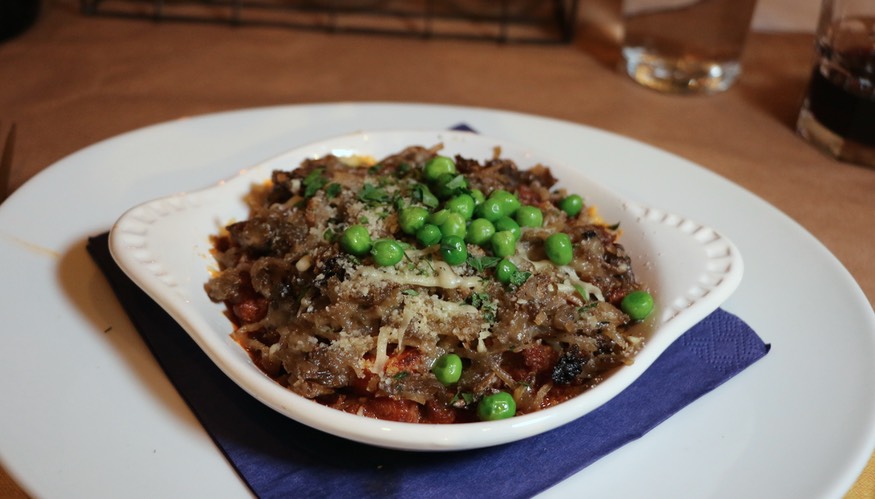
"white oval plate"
108,129,742,451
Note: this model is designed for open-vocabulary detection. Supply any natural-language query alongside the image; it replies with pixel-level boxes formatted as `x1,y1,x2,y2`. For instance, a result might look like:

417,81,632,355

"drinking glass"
621,0,758,95
796,0,875,167
0,0,40,42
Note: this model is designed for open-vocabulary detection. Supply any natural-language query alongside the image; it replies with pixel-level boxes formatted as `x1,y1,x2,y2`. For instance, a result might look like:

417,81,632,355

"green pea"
515,205,543,228
495,258,518,284
416,223,442,246
477,392,516,421
491,230,517,258
428,209,451,226
398,206,429,235
445,194,475,220
489,189,521,216
559,194,584,217
465,218,495,245
431,353,463,385
470,189,485,206
371,239,404,267
440,212,467,239
340,225,371,257
423,155,456,182
493,216,521,241
620,290,654,321
440,235,468,265
476,198,505,222
545,232,573,266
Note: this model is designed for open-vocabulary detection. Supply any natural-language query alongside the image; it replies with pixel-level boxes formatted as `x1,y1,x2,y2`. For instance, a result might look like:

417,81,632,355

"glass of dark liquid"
796,0,875,167
0,0,39,43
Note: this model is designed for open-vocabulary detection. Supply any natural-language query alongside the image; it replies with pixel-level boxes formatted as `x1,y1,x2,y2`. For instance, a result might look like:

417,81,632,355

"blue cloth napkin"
87,232,768,498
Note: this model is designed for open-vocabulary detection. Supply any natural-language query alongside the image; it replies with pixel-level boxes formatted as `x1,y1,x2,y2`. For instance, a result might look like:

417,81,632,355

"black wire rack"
79,0,580,43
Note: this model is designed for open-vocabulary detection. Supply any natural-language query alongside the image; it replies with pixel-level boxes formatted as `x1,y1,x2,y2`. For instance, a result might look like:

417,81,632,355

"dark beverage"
805,47,875,148
0,0,40,42
797,15,875,167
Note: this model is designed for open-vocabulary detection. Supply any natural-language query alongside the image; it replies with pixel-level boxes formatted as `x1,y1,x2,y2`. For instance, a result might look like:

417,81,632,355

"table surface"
0,1,872,497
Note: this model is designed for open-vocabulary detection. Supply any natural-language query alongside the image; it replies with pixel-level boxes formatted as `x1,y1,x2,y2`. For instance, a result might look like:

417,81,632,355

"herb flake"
468,292,497,323
302,168,328,198
358,183,391,205
509,270,531,287
325,182,342,198
411,183,439,209
467,255,501,273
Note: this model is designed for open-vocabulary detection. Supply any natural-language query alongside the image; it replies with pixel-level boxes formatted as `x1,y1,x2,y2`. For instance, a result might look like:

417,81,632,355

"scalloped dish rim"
108,129,743,451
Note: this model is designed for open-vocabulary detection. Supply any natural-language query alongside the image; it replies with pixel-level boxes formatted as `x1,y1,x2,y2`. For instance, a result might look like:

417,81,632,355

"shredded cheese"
354,261,483,290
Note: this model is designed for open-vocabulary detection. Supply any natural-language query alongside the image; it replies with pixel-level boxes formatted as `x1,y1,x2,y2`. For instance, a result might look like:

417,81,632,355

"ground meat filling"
205,145,647,424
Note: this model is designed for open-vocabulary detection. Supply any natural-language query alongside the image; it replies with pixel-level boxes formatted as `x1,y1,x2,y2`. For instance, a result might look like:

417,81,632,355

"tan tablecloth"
0,1,872,497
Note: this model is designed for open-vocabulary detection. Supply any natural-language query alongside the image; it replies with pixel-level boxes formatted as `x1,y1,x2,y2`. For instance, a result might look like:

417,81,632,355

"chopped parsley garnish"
508,270,531,287
302,168,329,198
441,174,467,194
468,292,497,323
358,183,391,205
467,255,501,273
578,302,599,315
450,392,475,407
325,182,342,198
468,292,489,309
401,289,419,296
397,162,412,176
411,183,439,209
